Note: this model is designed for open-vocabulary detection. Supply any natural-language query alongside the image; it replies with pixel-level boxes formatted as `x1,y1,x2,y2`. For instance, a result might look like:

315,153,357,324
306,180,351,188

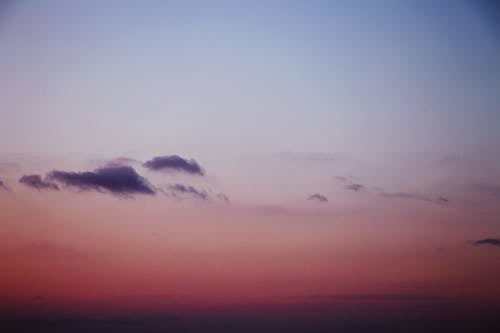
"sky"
0,0,499,331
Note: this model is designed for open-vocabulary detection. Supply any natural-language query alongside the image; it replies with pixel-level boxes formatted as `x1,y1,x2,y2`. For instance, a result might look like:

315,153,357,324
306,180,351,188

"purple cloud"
308,193,328,202
48,166,155,196
143,155,204,175
19,174,59,191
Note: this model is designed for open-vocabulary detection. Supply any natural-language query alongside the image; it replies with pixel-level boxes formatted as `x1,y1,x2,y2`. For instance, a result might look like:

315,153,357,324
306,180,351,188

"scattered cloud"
473,238,500,247
48,166,155,196
19,174,59,191
143,155,204,175
378,192,449,205
308,193,328,202
165,183,208,200
345,183,364,191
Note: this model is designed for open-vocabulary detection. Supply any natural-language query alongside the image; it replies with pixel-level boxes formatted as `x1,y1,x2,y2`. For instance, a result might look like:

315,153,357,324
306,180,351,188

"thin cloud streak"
473,238,500,247
165,183,208,200
378,192,449,205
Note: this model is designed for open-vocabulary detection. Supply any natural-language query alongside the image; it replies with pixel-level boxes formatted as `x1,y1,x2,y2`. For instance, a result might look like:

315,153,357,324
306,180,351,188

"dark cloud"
473,238,500,247
378,192,449,205
308,193,328,202
19,174,59,191
345,183,364,191
143,155,204,175
48,166,155,196
166,183,208,200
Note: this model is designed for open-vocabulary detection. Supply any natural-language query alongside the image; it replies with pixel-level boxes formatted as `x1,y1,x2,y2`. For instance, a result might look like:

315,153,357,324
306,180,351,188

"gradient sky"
0,0,499,323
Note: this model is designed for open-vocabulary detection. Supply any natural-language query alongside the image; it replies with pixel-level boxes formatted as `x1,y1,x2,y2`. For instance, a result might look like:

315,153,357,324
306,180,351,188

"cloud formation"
308,193,328,202
473,238,500,247
19,174,59,191
143,155,204,175
166,183,208,200
48,166,155,196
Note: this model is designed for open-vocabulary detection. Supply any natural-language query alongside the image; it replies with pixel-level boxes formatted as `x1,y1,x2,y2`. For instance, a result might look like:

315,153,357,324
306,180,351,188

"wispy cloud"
165,183,208,200
216,193,230,203
473,238,500,247
104,157,141,168
476,184,500,198
48,166,155,196
19,174,59,191
143,155,204,175
345,183,364,191
335,175,449,205
378,192,449,205
0,179,11,191
308,193,328,202
291,294,446,302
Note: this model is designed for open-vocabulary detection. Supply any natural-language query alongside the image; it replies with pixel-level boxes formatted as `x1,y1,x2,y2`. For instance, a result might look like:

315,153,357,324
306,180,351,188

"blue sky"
1,0,498,162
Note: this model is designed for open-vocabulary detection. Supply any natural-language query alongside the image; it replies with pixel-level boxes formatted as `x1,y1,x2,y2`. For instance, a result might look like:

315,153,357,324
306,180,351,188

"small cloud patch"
308,193,328,202
143,155,204,175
